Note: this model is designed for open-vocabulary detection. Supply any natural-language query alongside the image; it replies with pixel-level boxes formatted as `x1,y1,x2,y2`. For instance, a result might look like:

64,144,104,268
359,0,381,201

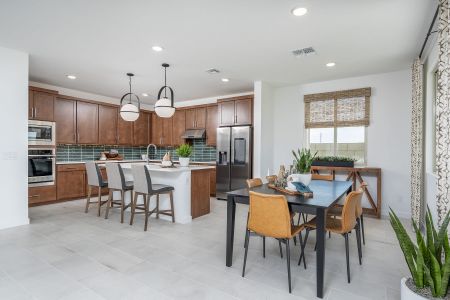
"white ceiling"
0,0,436,103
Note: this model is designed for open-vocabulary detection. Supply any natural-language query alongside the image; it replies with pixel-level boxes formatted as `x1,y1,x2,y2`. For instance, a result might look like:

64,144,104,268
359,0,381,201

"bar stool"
85,162,108,216
130,164,175,231
104,163,133,223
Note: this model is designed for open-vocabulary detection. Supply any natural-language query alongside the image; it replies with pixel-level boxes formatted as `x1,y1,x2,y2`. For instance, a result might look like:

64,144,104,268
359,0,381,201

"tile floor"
0,198,409,300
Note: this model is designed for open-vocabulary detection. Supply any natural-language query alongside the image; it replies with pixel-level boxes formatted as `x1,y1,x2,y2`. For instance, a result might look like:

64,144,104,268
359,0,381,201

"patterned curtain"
411,58,424,225
436,0,450,225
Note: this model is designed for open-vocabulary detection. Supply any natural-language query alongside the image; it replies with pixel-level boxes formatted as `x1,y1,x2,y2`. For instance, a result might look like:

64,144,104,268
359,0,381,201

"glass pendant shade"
155,97,175,118
120,103,139,121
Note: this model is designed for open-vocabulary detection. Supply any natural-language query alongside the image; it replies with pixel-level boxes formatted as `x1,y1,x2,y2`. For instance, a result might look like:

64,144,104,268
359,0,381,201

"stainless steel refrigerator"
216,126,252,199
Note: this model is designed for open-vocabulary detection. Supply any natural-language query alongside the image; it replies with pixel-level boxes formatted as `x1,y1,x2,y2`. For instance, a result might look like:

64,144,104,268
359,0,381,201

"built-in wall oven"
28,120,55,146
28,148,56,186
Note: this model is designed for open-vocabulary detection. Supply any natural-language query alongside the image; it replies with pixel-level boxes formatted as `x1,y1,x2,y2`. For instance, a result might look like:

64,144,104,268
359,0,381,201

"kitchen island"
118,162,214,224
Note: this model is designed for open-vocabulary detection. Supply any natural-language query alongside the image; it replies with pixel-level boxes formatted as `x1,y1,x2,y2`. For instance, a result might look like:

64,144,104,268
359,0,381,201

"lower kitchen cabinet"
191,169,211,219
57,164,86,200
28,185,56,205
210,167,216,196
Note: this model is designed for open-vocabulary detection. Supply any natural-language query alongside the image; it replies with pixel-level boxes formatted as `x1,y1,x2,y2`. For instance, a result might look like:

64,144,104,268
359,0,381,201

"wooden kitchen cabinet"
133,111,151,146
117,113,134,145
152,114,173,146
185,107,206,129
98,105,118,145
76,102,98,144
218,95,253,126
210,167,216,196
172,110,186,146
57,164,86,200
54,97,77,144
191,169,211,219
28,185,56,205
206,105,218,146
29,88,56,121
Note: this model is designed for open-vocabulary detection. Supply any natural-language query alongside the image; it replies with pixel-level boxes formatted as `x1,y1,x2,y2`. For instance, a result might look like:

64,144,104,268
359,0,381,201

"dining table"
225,180,353,298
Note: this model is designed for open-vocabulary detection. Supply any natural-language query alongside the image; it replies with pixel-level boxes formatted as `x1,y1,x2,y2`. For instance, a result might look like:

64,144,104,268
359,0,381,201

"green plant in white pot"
176,144,192,167
289,148,317,188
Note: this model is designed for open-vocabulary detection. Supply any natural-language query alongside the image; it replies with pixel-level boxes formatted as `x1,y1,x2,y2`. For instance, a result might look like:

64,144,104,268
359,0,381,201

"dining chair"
265,175,277,184
300,189,363,283
242,191,306,293
130,164,175,230
104,163,133,223
85,162,108,216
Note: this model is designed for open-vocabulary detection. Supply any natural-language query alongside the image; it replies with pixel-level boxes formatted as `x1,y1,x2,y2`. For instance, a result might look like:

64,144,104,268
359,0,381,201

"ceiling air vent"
292,47,316,57
206,68,220,74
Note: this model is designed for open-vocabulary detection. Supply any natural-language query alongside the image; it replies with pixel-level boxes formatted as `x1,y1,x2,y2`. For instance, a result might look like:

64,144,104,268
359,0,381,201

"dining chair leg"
291,219,297,246
242,229,250,277
144,195,150,231
104,190,113,219
262,236,266,258
344,233,351,283
169,191,175,223
120,191,125,223
286,239,292,293
156,194,160,219
298,229,309,266
85,185,92,213
244,227,249,249
130,192,138,225
356,222,362,264
361,214,366,245
278,240,283,258
97,187,102,217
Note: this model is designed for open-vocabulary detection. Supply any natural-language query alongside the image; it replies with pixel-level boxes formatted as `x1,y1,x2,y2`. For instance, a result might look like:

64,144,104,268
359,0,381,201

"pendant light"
120,73,140,122
155,63,175,118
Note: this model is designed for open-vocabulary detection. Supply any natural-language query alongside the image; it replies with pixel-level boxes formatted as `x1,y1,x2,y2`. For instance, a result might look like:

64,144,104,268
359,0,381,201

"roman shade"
304,87,371,129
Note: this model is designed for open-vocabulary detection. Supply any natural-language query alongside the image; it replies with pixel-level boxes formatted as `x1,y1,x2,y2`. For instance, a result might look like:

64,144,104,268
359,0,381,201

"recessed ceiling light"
66,75,77,80
221,78,229,82
152,46,163,52
326,62,336,67
291,7,307,16
142,93,149,97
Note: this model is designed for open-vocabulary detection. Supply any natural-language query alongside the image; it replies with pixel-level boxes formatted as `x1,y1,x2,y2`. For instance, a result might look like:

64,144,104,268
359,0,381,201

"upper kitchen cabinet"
29,87,57,121
152,114,173,146
54,97,77,144
76,101,98,144
98,104,118,145
133,111,151,146
185,107,206,129
206,105,218,146
172,110,186,146
117,112,134,145
218,95,253,126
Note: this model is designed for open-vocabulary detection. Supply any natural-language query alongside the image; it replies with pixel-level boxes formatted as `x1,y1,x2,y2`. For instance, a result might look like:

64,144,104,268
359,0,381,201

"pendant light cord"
128,75,132,104
164,66,167,98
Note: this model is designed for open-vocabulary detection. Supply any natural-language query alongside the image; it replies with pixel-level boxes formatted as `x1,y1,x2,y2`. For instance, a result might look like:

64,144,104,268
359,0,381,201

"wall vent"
206,68,220,74
292,47,316,57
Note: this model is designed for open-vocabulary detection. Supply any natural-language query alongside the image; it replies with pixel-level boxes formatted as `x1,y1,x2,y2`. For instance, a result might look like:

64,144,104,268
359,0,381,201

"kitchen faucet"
146,144,157,164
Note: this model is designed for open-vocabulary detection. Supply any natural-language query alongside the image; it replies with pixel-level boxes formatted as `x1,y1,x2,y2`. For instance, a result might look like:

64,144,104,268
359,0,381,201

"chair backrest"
131,164,152,194
86,161,104,187
340,189,363,232
248,191,292,238
105,163,126,190
312,173,333,181
246,178,263,188
266,175,277,184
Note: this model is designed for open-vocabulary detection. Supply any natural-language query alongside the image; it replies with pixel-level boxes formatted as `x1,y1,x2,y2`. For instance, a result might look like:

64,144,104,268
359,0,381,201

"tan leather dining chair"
301,189,363,283
242,192,306,293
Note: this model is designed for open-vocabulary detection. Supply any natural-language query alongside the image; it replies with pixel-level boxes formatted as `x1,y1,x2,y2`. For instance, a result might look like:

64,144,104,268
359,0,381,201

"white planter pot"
287,173,312,190
179,157,190,167
401,278,427,300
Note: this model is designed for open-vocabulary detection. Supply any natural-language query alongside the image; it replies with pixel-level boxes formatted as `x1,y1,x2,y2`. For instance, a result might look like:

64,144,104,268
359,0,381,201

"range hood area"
181,129,206,139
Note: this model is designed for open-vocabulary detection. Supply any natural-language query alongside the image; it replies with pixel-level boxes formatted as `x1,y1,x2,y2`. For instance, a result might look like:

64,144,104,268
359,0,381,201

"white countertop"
118,162,215,172
56,160,216,166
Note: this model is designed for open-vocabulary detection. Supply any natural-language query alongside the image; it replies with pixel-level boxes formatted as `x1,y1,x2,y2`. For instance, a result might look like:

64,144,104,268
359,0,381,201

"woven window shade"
304,87,371,128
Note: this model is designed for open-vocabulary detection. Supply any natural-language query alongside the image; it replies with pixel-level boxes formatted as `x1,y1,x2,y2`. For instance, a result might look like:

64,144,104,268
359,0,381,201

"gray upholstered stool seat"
104,163,134,223
130,164,175,231
85,162,109,216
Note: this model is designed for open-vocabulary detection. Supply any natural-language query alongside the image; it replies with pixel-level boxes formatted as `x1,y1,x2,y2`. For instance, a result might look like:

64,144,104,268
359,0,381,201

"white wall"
267,70,412,218
0,47,29,229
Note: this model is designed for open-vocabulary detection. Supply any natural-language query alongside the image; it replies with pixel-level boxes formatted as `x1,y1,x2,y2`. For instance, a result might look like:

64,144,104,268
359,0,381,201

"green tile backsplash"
56,139,216,162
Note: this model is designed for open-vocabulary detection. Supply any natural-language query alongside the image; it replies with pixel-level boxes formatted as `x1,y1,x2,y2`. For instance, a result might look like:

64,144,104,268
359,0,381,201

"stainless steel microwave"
28,120,55,146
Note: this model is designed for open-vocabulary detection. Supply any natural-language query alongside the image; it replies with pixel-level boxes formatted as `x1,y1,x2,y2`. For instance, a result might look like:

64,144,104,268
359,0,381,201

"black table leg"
226,194,236,267
316,208,326,298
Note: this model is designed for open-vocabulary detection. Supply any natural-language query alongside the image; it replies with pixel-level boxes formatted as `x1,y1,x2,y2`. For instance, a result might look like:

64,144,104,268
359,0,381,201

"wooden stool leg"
85,185,92,213
169,191,175,223
130,192,138,225
120,191,125,223
156,194,160,219
97,187,102,217
105,190,113,219
144,195,150,231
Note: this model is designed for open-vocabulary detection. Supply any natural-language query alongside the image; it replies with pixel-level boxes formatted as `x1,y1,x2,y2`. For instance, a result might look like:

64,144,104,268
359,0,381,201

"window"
304,88,371,164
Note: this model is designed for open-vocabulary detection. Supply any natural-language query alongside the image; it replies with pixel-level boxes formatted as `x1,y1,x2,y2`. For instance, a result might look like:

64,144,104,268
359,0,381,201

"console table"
311,166,382,218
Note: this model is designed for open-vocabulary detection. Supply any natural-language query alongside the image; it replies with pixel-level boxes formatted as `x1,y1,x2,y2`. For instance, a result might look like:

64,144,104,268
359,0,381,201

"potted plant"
291,148,317,187
390,207,450,299
176,144,193,167
312,156,357,168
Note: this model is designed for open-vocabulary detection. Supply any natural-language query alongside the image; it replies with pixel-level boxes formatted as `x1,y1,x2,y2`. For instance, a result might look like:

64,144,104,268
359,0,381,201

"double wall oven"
28,120,56,186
